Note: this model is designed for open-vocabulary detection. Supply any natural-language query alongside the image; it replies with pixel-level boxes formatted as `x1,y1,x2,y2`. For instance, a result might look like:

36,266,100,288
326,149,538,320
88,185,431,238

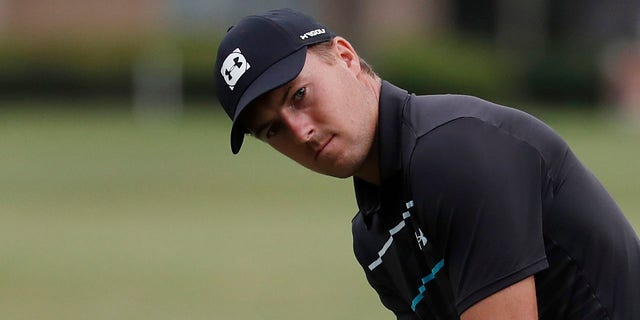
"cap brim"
230,47,307,154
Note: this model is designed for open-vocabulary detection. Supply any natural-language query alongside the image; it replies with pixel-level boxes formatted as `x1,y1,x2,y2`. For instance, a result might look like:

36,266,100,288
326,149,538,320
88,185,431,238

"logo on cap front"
221,48,251,91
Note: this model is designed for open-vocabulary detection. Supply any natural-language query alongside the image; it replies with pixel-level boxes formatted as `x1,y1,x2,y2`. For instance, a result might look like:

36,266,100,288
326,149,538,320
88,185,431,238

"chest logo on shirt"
415,228,428,249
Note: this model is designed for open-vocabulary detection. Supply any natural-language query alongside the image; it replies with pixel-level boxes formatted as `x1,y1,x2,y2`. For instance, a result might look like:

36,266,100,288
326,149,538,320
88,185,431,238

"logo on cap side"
299,28,326,40
221,48,251,91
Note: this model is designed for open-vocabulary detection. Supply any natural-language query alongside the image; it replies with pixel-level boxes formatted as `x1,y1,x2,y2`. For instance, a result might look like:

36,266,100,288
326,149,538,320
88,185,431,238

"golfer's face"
241,44,378,178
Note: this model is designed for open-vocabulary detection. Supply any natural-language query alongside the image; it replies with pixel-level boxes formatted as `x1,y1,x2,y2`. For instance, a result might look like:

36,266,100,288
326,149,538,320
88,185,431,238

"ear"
333,37,362,75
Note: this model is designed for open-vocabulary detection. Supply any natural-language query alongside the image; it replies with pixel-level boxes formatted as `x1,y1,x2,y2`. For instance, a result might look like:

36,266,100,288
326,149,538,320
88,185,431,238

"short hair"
308,40,377,78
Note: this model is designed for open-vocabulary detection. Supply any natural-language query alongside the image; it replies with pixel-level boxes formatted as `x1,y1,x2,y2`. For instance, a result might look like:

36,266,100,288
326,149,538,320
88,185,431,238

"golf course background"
3,1,640,318
1,99,638,319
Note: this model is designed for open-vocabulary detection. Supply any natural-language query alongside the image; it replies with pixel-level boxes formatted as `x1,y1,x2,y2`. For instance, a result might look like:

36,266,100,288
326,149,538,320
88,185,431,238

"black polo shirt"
352,81,640,319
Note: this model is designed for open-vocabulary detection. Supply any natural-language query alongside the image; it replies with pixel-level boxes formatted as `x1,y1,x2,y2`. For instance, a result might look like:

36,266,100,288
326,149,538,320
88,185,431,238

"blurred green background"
1,0,639,319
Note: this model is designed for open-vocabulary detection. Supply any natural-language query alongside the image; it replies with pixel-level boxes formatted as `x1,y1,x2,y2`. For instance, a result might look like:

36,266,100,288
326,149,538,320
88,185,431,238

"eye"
292,87,306,102
265,121,282,139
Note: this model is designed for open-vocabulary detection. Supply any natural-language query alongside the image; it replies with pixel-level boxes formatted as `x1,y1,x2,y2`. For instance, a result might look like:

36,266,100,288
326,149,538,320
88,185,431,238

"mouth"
315,135,334,161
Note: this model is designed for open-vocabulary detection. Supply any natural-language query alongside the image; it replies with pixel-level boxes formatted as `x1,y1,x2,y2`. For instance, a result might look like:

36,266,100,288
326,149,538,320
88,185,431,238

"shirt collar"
354,81,411,227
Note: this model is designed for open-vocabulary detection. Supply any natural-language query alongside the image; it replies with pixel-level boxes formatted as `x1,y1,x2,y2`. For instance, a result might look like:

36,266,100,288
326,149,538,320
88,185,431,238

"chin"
326,170,353,179
297,149,367,179
305,166,351,179
318,158,363,179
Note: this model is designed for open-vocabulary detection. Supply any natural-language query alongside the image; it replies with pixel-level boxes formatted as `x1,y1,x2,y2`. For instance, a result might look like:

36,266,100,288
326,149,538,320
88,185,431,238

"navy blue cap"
214,8,335,154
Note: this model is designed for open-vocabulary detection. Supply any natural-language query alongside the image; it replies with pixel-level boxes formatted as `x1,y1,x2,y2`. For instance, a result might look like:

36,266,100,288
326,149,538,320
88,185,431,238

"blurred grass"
0,100,638,320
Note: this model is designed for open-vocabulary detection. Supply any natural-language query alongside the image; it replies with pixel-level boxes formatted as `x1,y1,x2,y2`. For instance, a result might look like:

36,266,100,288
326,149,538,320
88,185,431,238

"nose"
282,109,315,144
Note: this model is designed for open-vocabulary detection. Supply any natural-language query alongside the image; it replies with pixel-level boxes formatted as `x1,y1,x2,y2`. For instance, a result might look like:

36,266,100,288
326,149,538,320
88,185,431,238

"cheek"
318,87,359,126
270,141,313,165
270,140,297,156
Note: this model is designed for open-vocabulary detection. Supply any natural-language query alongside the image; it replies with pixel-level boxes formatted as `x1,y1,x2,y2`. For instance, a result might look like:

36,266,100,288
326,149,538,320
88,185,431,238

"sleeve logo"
220,48,250,91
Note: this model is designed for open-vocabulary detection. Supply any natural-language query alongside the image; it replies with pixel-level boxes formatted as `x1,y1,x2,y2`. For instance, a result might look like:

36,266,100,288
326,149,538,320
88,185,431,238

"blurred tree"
496,0,547,56
319,0,446,51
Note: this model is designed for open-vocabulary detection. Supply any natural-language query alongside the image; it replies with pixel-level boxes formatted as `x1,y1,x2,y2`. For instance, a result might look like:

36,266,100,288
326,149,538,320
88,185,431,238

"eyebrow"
280,85,292,107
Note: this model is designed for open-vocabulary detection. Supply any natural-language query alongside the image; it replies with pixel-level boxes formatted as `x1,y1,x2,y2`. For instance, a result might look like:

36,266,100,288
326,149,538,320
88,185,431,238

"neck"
354,75,382,186
354,138,380,185
366,75,382,101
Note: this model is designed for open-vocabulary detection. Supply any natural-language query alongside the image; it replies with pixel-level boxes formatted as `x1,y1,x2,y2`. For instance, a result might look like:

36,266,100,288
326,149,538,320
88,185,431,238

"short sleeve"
408,117,549,313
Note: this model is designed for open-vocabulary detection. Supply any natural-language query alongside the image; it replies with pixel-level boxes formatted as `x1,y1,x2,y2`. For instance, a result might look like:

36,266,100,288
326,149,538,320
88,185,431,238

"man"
214,8,640,320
